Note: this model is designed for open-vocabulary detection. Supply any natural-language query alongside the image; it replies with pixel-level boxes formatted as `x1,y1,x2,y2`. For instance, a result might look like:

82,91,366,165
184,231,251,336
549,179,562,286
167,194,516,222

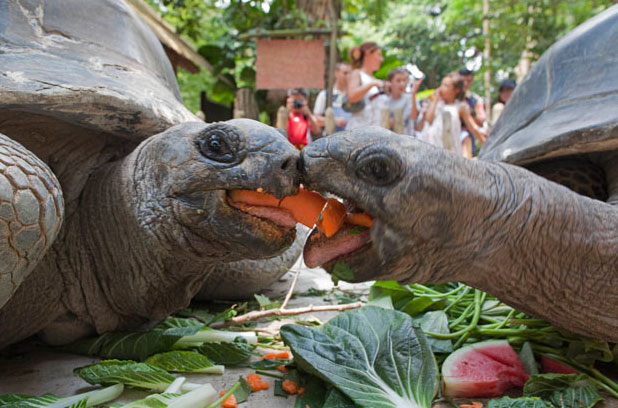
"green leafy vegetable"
0,384,123,408
330,260,354,285
74,360,176,392
412,311,452,353
322,388,356,407
232,377,252,404
145,351,224,374
487,396,551,408
523,373,603,408
281,306,439,408
198,340,255,365
519,342,539,376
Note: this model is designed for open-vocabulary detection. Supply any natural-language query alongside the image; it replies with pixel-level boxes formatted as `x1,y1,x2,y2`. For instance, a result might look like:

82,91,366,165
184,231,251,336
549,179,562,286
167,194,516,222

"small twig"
280,267,301,310
211,302,363,328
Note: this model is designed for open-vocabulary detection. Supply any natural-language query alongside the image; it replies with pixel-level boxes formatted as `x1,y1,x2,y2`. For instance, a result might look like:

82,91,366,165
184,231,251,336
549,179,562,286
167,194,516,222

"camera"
292,99,304,109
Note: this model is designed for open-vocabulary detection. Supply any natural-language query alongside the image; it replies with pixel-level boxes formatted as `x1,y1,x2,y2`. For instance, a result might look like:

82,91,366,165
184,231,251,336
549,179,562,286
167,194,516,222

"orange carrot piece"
460,402,484,408
274,351,291,359
298,387,305,396
276,365,288,373
279,188,326,228
247,373,265,392
260,353,277,360
228,190,280,207
282,379,299,395
317,198,347,238
345,212,373,227
260,381,270,390
219,391,237,408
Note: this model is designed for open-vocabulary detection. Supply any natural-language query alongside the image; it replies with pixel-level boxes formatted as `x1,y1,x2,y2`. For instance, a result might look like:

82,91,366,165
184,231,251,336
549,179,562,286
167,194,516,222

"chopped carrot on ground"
247,373,265,392
460,402,484,408
282,379,300,395
219,391,237,408
279,188,326,228
345,212,373,227
298,387,305,396
276,365,288,373
260,381,269,390
316,198,347,238
228,189,281,207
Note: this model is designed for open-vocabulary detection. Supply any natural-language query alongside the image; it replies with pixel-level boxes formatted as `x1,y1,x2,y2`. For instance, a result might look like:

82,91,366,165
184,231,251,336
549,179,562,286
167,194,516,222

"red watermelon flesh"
442,340,530,398
541,356,578,374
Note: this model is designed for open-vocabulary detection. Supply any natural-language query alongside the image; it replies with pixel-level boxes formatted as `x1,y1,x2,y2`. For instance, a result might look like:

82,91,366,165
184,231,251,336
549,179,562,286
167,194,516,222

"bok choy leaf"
0,384,123,408
280,306,439,408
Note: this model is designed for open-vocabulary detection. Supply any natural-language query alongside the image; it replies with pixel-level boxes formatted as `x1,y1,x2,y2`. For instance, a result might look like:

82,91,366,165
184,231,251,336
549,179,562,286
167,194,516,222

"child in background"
385,67,423,136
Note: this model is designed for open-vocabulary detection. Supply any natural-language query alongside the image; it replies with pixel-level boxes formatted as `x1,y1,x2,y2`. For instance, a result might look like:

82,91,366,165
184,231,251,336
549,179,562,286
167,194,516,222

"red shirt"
287,113,309,150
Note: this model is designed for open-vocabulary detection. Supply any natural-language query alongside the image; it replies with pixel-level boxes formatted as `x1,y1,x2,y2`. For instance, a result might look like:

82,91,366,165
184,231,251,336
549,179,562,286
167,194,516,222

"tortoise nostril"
281,157,296,171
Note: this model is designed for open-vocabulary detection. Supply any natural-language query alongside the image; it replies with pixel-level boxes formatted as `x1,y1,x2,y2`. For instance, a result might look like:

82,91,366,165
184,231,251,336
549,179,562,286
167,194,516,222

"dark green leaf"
331,260,355,285
281,306,439,408
523,373,596,396
198,341,255,365
323,388,356,408
274,380,288,398
249,359,288,370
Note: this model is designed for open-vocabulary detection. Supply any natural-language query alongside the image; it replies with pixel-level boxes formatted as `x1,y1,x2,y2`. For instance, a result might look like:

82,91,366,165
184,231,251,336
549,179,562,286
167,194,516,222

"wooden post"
392,107,404,134
324,107,336,135
234,88,259,119
276,106,288,131
483,0,491,124
326,0,337,109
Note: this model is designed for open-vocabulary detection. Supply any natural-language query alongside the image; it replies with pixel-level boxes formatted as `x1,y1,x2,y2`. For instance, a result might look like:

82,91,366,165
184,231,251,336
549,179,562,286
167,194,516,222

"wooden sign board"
256,39,325,90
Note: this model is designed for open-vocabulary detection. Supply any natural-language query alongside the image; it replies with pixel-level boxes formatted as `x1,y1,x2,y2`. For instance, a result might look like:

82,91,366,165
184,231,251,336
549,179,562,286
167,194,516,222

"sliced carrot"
247,373,265,392
460,402,483,408
317,198,347,238
279,188,326,228
345,212,373,227
274,351,291,359
260,381,269,390
276,365,288,373
260,353,277,360
282,379,299,395
219,391,237,408
228,189,281,207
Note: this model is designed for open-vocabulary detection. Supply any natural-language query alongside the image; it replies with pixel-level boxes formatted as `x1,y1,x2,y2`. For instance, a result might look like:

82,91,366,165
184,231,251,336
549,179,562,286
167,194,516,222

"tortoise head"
132,119,300,261
300,127,476,284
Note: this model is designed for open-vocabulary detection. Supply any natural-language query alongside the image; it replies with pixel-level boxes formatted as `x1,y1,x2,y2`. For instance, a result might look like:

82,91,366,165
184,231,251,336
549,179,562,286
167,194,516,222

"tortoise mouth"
226,191,297,230
301,194,375,271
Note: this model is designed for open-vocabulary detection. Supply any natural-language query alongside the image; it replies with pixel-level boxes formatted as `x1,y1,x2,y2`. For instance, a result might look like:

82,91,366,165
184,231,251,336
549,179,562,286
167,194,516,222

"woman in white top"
345,42,386,130
418,71,466,155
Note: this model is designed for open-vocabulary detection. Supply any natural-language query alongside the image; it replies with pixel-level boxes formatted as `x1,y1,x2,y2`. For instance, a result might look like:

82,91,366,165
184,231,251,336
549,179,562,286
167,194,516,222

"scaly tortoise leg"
0,133,63,308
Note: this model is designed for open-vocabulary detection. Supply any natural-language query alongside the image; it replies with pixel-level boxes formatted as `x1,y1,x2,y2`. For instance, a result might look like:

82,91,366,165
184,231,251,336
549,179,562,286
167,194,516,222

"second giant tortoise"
300,5,618,341
0,0,304,349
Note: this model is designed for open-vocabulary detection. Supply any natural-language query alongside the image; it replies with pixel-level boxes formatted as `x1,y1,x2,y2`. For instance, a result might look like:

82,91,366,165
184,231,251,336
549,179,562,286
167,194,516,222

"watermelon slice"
442,340,530,397
540,355,578,374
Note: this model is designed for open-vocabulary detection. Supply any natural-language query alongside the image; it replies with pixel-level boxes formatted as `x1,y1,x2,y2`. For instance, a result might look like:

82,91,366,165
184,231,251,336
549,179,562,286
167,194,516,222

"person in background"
345,42,387,130
459,68,487,127
277,88,321,150
419,71,465,155
459,68,487,157
491,79,516,126
384,66,423,136
313,63,352,132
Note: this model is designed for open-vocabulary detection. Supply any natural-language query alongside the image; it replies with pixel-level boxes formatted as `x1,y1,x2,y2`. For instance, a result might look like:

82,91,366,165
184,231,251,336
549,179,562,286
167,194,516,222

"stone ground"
1,259,617,408
0,259,372,407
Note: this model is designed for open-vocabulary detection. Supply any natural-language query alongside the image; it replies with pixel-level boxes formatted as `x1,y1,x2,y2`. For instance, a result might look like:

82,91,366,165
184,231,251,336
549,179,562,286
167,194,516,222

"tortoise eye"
198,125,237,163
355,149,403,186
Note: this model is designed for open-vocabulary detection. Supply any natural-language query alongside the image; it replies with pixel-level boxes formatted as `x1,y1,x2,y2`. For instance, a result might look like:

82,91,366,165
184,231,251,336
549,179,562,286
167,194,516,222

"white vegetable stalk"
167,383,217,408
165,377,186,394
178,329,257,345
47,383,124,408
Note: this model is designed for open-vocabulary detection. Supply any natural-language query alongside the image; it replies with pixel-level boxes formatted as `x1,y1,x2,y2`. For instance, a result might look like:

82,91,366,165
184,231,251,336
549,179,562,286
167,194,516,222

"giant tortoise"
0,0,304,348
300,5,618,341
